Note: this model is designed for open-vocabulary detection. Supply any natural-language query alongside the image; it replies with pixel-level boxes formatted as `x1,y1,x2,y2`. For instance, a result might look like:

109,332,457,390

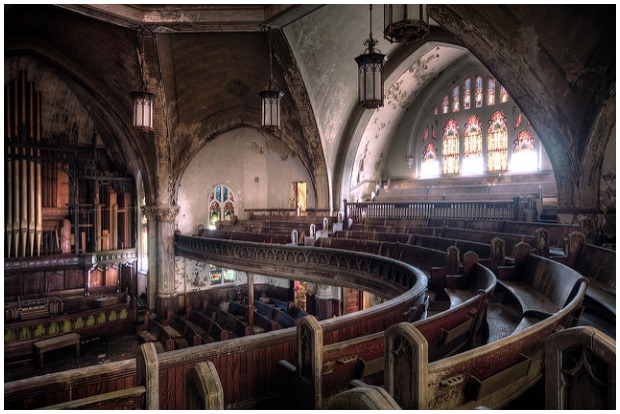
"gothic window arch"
209,184,236,226
421,142,439,177
487,111,508,172
510,130,538,172
442,119,460,174
463,115,483,174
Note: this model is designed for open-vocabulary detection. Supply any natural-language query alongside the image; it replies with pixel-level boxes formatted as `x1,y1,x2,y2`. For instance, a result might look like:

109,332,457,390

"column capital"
142,203,179,222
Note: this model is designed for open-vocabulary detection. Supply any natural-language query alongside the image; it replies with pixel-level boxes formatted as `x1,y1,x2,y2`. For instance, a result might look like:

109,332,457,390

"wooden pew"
136,316,175,352
497,242,587,332
165,314,202,348
554,231,616,318
185,309,229,342
295,254,496,405
205,303,249,338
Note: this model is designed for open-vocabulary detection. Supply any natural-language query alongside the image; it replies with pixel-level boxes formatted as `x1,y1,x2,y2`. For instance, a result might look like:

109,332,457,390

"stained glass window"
510,130,538,172
208,185,236,227
452,85,460,112
442,119,460,174
487,77,496,106
475,75,483,108
420,142,439,177
500,85,509,103
463,115,483,174
441,95,449,114
210,265,222,284
487,111,508,171
463,77,471,110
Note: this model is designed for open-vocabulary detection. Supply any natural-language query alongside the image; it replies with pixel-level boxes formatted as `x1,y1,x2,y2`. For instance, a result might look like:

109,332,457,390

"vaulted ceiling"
4,5,615,211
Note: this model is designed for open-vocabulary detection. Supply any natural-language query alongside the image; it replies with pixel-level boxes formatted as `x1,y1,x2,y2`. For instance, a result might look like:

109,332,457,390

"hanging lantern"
132,27,155,132
259,81,284,131
132,87,155,132
355,5,385,109
259,25,284,131
384,4,430,44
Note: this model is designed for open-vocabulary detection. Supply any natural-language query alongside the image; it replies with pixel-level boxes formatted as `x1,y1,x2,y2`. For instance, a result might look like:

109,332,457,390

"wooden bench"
185,310,229,343
165,314,201,348
33,332,80,368
137,318,175,352
556,232,615,318
497,242,587,332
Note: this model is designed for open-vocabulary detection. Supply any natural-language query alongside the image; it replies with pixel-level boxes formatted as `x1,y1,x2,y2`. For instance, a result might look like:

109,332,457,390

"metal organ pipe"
12,77,21,258
5,70,43,258
35,90,43,257
6,84,13,258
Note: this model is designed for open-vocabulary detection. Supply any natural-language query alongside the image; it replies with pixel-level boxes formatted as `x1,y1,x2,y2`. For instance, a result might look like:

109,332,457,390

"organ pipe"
12,77,20,258
5,70,43,258
28,81,35,257
6,84,13,258
35,90,42,257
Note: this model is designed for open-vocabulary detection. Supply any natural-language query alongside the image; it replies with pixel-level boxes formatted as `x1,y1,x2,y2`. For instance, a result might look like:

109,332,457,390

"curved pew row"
4,236,428,410
283,248,587,409
552,231,616,321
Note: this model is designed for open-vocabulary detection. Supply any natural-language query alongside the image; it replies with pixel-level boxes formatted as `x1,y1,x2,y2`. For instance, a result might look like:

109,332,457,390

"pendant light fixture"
383,5,430,44
132,27,155,132
355,5,386,109
259,25,284,131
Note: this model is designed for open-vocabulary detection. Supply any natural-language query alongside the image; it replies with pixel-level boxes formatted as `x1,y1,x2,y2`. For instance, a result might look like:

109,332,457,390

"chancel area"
3,4,616,410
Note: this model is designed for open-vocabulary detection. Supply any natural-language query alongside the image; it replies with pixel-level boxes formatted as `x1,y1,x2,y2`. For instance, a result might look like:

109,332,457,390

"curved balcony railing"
175,234,426,299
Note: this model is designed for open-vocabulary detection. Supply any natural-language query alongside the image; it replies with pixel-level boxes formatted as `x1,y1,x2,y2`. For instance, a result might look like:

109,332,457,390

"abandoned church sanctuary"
3,4,616,410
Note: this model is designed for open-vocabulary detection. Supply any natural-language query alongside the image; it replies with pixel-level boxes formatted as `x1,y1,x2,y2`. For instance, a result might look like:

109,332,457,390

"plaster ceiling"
48,4,466,205
6,4,614,211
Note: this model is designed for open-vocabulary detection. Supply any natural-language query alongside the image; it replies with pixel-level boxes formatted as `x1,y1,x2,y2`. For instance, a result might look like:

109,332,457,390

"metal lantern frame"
384,4,430,44
355,5,386,109
259,25,284,131
132,27,155,132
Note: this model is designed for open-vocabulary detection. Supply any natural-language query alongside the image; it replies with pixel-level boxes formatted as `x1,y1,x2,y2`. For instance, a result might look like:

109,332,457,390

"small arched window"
208,184,236,227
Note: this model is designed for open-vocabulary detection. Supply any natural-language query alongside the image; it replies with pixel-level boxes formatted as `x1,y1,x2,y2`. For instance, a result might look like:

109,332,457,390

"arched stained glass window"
463,77,471,110
500,85,509,103
475,75,483,108
420,142,439,177
487,111,508,171
463,115,483,174
441,95,449,114
442,119,460,174
452,85,460,112
510,130,538,172
209,184,236,227
487,77,496,106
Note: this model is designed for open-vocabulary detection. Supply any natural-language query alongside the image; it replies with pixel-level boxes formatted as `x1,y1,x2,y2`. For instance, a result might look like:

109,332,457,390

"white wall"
176,126,316,234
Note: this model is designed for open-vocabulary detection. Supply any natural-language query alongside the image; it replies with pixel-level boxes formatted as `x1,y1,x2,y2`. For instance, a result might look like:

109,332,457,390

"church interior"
3,4,616,410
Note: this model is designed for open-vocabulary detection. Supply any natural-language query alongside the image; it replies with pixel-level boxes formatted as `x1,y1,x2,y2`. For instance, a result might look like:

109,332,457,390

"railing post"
513,196,522,221
384,322,428,409
343,199,349,228
136,342,159,410
185,361,224,410
297,315,323,409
